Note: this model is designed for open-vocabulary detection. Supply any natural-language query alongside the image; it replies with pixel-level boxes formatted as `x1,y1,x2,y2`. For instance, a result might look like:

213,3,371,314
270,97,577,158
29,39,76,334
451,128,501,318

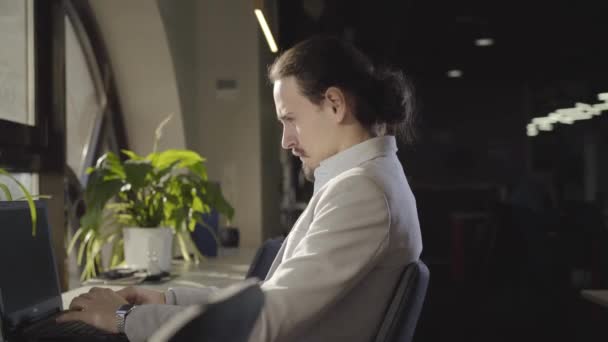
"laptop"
0,201,128,342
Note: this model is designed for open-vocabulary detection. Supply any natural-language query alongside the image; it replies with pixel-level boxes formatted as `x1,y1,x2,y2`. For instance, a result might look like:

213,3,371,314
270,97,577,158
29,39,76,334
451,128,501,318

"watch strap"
116,304,136,334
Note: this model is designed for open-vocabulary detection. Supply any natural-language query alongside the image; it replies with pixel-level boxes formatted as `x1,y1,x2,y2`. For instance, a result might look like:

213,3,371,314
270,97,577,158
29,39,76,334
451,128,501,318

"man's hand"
57,287,129,333
116,286,166,305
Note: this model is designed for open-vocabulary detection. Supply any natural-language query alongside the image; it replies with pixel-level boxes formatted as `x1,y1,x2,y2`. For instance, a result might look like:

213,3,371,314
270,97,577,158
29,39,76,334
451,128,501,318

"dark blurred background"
279,0,608,341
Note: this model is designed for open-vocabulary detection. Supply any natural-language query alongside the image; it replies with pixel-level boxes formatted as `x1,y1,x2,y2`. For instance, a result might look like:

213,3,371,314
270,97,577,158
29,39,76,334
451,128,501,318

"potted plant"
0,169,50,235
68,117,234,280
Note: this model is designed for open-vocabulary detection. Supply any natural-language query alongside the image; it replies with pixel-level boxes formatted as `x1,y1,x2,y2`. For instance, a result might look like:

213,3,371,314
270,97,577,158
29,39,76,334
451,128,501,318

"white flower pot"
123,227,174,272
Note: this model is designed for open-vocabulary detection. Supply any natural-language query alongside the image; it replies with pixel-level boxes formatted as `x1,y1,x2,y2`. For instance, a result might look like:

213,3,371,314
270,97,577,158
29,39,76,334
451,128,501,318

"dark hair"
268,35,416,143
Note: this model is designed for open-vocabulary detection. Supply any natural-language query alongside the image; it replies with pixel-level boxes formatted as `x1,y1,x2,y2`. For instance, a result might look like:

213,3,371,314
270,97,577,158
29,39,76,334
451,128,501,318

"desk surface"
63,248,256,308
581,289,608,308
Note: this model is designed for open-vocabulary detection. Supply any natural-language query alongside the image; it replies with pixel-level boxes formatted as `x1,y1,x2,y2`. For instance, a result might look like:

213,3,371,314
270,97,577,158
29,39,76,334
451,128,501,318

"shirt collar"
313,136,398,194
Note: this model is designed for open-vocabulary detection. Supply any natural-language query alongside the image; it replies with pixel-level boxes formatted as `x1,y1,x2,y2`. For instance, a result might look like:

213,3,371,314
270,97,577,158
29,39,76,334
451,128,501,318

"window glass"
0,0,35,126
65,15,102,181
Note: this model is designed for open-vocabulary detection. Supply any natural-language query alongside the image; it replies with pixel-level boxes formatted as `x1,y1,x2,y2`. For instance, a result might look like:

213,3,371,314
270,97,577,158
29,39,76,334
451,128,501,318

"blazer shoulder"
320,170,388,204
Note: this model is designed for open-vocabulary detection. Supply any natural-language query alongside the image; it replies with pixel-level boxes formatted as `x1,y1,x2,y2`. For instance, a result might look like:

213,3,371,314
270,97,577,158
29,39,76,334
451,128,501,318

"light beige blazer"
125,136,422,342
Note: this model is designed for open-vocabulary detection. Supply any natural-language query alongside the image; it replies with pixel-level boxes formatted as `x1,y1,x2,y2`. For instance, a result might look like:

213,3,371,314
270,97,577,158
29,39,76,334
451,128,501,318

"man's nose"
281,126,296,150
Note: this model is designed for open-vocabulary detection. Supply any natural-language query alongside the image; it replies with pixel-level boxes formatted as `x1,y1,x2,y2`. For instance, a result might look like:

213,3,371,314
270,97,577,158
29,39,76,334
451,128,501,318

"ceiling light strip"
526,92,608,136
254,9,278,53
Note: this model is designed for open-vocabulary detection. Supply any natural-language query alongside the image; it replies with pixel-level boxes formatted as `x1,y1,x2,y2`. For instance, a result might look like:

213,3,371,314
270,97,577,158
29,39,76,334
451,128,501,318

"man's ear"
324,87,347,123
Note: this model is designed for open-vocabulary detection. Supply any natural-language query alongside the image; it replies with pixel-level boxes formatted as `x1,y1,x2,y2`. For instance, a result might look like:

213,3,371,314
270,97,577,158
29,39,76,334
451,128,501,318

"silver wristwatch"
116,304,137,334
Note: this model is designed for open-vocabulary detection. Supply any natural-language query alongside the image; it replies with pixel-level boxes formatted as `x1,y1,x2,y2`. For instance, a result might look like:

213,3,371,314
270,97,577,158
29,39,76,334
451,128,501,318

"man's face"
273,77,336,181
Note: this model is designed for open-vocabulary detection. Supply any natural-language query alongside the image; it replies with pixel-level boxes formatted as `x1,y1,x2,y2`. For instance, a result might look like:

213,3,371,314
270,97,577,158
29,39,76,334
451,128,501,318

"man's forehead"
273,77,298,98
273,77,299,113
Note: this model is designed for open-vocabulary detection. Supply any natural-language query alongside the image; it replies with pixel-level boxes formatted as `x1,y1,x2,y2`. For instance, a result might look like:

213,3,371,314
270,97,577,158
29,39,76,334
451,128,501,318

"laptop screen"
0,201,62,326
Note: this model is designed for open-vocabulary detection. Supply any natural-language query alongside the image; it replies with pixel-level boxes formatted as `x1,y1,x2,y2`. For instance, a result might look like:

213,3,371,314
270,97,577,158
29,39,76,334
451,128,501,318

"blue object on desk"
246,236,285,280
190,210,219,257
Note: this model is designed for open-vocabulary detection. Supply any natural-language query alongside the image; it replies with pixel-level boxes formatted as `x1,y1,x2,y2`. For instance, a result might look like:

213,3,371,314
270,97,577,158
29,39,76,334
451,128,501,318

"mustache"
292,149,308,158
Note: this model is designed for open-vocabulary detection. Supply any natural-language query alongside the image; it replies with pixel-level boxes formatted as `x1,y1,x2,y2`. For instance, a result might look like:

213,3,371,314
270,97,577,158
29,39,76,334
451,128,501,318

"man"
59,35,423,342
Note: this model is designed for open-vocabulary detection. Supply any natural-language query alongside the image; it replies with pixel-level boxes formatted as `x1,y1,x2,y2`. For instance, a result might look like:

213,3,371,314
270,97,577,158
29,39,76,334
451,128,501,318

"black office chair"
374,260,430,342
246,236,285,280
168,282,265,342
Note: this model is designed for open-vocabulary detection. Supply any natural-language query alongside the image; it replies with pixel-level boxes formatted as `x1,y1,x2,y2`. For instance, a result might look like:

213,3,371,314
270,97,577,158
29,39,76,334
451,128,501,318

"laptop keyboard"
22,313,128,340
33,319,103,337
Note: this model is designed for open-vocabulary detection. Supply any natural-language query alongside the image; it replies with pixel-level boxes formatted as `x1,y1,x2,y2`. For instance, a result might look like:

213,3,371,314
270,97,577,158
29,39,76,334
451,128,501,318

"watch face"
118,304,134,314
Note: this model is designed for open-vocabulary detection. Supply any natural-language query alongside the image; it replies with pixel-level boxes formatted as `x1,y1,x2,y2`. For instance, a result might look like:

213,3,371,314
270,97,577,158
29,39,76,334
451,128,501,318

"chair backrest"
374,260,430,342
246,236,285,280
167,282,265,342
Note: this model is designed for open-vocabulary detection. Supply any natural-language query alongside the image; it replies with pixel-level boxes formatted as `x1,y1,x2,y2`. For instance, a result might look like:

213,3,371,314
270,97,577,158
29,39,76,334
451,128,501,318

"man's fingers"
115,287,133,297
69,296,90,311
89,287,108,294
115,287,137,303
56,310,85,323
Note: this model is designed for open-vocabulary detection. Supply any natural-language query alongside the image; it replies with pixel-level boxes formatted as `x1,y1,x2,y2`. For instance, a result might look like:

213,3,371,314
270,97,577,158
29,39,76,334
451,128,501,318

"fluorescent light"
475,38,494,47
447,69,463,78
526,127,538,137
577,102,600,116
593,102,608,112
538,122,553,131
556,108,576,115
254,9,278,53
526,95,607,135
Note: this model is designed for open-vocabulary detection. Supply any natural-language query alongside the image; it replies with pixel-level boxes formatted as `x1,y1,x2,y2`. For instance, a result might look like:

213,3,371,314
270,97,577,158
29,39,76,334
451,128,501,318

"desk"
581,289,608,308
62,248,256,308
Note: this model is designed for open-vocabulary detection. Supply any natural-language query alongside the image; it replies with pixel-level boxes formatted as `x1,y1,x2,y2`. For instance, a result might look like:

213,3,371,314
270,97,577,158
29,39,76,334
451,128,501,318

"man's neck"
335,128,373,155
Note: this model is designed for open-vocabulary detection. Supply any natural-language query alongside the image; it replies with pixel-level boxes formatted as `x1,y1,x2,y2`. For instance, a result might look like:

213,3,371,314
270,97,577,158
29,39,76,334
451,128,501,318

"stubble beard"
302,164,315,182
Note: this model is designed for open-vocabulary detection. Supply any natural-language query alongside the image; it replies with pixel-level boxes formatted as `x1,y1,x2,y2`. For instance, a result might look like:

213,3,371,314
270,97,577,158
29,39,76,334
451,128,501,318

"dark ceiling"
278,0,608,82
277,0,608,185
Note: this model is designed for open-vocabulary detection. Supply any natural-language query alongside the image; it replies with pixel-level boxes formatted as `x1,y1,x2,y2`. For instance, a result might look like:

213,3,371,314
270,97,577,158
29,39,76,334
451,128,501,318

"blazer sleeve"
124,286,219,341
164,286,218,305
125,304,189,342
250,174,390,341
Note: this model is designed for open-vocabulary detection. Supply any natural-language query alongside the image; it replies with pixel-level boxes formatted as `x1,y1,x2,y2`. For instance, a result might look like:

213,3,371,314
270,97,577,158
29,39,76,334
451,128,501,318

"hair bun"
371,67,415,125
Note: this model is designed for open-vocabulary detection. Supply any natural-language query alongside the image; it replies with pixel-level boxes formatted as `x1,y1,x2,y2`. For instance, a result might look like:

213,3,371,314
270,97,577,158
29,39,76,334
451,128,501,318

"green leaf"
0,183,12,200
80,207,102,231
85,172,123,212
67,228,85,255
176,231,191,262
77,230,95,265
109,238,124,268
13,194,52,201
187,161,208,180
0,169,38,235
121,149,144,161
152,150,206,171
124,160,153,190
96,152,126,179
188,217,196,232
192,196,204,213
203,182,235,220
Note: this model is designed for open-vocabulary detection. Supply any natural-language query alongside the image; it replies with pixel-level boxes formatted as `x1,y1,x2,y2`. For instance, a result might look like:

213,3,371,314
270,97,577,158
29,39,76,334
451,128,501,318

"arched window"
65,1,127,187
